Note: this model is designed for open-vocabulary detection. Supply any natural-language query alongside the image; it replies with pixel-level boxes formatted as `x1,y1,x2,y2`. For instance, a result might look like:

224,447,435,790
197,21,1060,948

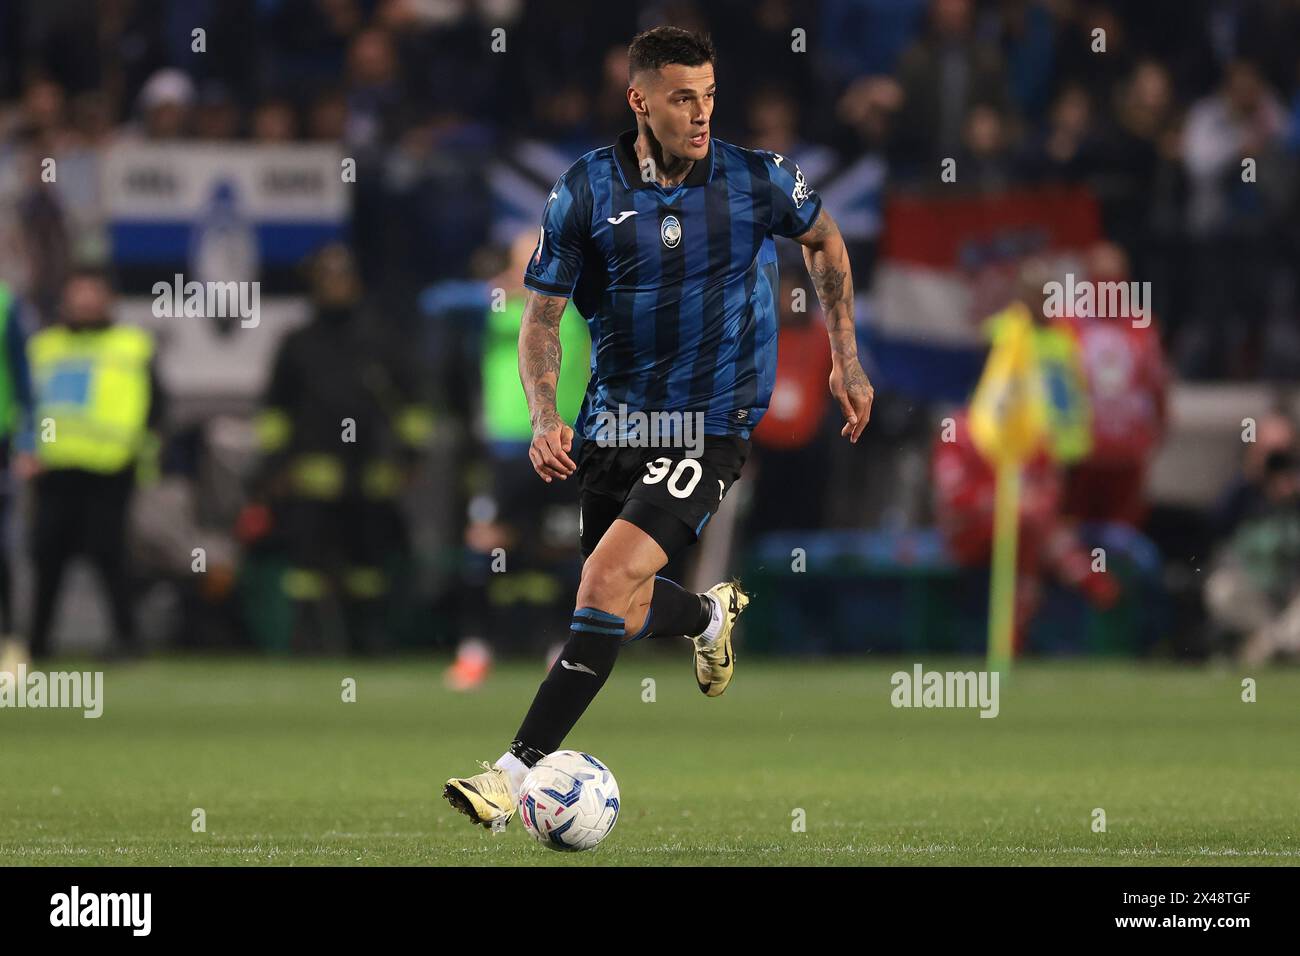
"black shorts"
575,435,750,560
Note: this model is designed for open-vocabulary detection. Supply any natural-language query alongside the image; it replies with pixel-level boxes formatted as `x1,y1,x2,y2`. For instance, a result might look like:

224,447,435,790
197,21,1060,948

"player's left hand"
829,357,874,443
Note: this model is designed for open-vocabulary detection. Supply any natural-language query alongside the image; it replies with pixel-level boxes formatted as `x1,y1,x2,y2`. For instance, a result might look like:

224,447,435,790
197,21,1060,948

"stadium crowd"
2,0,1300,665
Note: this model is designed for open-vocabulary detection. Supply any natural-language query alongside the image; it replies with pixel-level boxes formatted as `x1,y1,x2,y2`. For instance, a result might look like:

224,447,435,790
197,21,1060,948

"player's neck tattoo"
634,122,694,188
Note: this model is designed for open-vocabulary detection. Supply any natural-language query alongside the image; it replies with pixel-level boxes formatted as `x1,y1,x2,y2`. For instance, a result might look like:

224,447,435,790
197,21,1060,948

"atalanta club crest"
661,215,681,248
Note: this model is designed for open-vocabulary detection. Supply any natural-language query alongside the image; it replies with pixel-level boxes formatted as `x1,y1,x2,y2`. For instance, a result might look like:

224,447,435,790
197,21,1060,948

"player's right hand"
529,418,576,482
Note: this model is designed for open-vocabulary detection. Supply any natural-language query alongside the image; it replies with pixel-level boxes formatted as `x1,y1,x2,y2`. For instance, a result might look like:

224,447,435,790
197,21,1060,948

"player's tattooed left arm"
795,210,854,353
794,209,874,442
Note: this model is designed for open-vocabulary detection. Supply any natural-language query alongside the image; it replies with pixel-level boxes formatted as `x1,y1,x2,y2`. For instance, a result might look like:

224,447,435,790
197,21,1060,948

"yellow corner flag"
968,303,1047,674
969,303,1047,466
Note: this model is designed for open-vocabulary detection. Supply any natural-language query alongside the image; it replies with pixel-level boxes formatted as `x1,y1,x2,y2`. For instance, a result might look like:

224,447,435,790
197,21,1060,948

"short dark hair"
627,27,715,81
65,264,115,288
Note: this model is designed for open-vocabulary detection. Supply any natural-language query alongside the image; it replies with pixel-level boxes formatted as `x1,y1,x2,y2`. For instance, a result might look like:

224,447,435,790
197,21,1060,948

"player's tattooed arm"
797,209,854,356
793,208,875,443
519,290,577,481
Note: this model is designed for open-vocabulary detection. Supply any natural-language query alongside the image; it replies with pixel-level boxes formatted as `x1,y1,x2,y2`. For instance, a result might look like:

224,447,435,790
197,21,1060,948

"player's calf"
622,575,714,642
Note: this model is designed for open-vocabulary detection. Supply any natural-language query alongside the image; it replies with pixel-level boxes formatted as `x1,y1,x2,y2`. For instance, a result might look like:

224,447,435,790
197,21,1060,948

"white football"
517,751,620,851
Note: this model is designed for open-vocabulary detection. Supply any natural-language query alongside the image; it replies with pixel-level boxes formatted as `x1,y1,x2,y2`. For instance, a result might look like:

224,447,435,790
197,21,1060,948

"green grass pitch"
3,655,1298,865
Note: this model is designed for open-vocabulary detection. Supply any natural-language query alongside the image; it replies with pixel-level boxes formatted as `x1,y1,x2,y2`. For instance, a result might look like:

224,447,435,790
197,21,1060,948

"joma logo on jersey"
660,215,682,248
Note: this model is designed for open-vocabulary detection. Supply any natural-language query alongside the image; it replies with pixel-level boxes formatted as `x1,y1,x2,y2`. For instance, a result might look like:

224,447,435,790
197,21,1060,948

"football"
517,751,620,851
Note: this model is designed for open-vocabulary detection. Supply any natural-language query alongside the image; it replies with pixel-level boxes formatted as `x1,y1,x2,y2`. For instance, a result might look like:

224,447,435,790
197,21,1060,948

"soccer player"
444,26,874,830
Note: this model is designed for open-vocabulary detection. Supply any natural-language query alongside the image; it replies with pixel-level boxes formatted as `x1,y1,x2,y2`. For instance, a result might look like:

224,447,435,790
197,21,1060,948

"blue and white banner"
102,143,348,276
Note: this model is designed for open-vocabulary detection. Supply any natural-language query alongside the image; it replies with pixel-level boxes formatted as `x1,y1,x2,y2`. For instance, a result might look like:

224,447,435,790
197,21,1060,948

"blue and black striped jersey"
524,130,822,440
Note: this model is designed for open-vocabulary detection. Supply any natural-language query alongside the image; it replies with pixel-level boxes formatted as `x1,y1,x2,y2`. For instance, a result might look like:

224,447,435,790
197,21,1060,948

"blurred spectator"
1104,59,1181,219
0,280,35,658
1181,60,1294,378
343,27,403,151
1097,59,1184,282
835,74,905,153
532,85,596,154
996,0,1058,123
1059,242,1170,527
13,0,107,99
820,0,928,84
1053,0,1136,110
307,89,348,141
747,85,824,159
193,83,242,141
1212,408,1297,540
592,46,634,141
891,0,1014,175
11,78,71,153
134,68,196,140
1205,443,1300,664
1018,82,1103,183
1184,59,1291,237
26,268,165,660
707,0,818,140
252,98,300,143
264,0,360,102
249,243,432,653
956,102,1015,192
2,145,73,323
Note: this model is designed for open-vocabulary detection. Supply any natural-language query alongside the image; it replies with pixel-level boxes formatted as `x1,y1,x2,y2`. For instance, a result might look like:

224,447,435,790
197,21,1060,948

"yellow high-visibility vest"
1032,324,1092,464
29,324,154,473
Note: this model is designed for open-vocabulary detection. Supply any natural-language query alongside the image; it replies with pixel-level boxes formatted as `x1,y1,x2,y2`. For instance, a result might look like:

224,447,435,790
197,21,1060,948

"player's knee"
576,559,643,618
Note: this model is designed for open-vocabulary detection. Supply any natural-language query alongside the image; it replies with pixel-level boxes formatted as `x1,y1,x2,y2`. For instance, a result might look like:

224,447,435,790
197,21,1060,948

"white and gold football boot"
693,581,749,697
443,761,516,831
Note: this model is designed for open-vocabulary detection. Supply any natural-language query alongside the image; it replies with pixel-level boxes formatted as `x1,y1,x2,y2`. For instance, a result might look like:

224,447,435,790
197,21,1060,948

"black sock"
512,608,623,759
626,576,712,642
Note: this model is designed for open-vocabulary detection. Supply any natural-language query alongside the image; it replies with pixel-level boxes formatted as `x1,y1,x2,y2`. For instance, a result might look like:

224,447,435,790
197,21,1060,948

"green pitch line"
2,657,1297,866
